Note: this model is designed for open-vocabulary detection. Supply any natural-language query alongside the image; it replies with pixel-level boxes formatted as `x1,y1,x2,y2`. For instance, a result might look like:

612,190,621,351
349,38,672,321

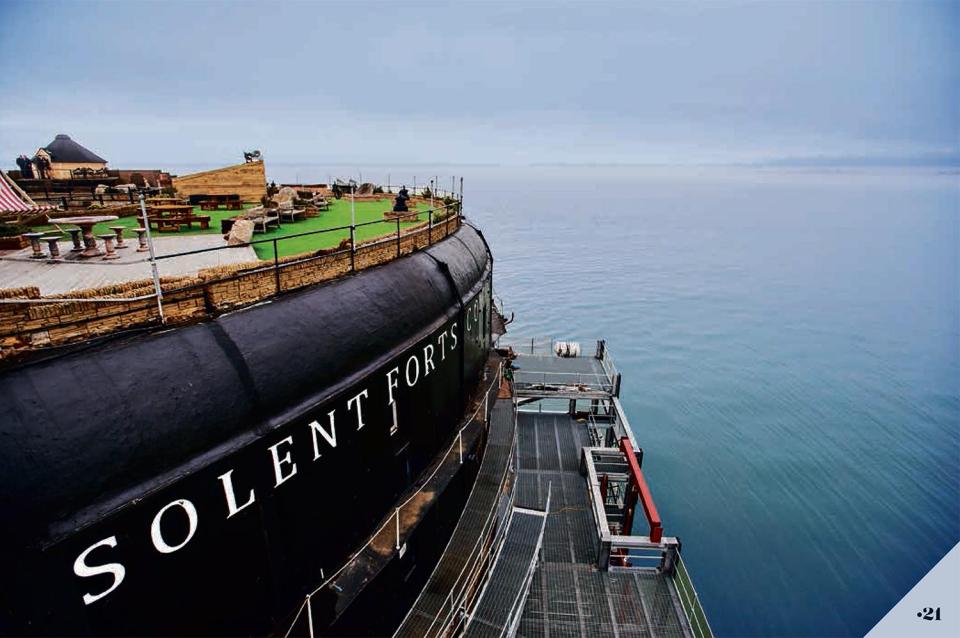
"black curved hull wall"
0,226,493,635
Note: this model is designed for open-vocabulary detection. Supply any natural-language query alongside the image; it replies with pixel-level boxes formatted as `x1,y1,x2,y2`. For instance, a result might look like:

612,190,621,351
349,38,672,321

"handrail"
284,361,504,638
673,553,714,638
408,377,517,637
0,204,462,308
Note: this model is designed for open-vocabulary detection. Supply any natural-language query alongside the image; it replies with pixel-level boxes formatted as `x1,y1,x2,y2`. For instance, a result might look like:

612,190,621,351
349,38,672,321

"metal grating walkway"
394,395,517,637
465,510,547,638
513,411,691,638
510,352,615,399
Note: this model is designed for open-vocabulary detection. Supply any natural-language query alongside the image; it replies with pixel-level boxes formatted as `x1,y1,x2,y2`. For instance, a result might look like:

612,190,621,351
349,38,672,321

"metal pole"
396,217,401,257
138,193,165,323
273,238,280,293
395,508,401,550
351,183,356,227
306,595,314,638
458,430,463,463
350,225,356,271
428,209,433,245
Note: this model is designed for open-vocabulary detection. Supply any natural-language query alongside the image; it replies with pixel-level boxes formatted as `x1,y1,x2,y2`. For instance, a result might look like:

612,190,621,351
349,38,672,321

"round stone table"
49,215,119,258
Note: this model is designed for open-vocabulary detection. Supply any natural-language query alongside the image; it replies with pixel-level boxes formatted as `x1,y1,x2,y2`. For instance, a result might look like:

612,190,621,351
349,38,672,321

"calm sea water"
188,163,959,637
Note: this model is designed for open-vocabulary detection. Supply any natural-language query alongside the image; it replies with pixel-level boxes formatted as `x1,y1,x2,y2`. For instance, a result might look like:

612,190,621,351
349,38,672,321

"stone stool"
133,227,150,252
23,232,47,259
66,228,83,252
97,233,120,260
43,235,62,260
109,225,128,248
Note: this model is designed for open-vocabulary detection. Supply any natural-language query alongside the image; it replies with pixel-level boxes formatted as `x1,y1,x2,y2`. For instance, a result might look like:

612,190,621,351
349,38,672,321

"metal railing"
0,201,463,308
673,553,714,638
419,460,516,637
581,445,712,638
397,386,518,637
512,370,615,394
464,484,550,638
283,361,504,638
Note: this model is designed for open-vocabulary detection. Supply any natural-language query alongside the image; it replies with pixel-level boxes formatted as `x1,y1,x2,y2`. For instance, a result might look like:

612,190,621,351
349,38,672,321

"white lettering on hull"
74,537,125,606
268,436,298,487
219,470,256,518
347,389,369,430
69,308,485,606
405,354,420,387
309,411,338,460
151,499,199,554
386,366,400,405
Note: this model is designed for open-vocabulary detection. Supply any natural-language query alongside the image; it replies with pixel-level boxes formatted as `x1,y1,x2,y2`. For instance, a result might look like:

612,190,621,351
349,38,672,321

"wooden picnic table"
147,197,186,206
148,213,211,232
150,204,194,217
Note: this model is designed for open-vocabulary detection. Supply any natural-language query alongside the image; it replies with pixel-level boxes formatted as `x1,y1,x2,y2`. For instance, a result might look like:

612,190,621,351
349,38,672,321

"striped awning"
0,171,56,214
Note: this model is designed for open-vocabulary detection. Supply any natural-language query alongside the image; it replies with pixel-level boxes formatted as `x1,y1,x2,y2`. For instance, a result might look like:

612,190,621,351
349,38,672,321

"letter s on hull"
74,536,125,605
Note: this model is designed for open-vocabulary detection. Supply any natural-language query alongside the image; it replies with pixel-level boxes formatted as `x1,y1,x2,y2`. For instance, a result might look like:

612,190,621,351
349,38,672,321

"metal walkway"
394,393,517,637
465,508,547,638
510,344,619,400
396,342,711,638
513,411,692,638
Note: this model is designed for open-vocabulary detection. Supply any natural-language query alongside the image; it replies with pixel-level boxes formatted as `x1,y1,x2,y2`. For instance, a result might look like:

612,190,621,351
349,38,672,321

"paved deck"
0,235,257,295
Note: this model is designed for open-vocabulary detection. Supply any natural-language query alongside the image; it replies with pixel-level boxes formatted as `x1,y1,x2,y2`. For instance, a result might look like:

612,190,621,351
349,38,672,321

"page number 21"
917,607,941,621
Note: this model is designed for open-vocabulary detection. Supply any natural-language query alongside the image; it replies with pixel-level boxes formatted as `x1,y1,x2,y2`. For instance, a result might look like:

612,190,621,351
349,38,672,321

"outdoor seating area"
0,176,465,360
1,180,455,288
146,203,210,232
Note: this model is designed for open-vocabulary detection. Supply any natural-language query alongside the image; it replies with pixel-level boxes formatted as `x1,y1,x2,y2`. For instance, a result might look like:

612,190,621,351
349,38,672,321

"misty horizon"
1,1,957,169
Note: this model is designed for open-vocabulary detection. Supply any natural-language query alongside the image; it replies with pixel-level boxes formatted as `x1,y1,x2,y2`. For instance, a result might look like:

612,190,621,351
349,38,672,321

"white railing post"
395,508,401,550
138,192,165,324
306,594,314,638
459,429,463,463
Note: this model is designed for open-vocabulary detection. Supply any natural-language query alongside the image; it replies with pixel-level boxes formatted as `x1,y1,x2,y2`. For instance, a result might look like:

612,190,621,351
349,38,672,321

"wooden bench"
249,215,279,233
150,217,181,232
199,201,220,211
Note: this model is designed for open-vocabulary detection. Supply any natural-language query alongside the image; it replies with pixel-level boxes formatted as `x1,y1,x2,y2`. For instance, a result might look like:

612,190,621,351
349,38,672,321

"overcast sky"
1,0,957,167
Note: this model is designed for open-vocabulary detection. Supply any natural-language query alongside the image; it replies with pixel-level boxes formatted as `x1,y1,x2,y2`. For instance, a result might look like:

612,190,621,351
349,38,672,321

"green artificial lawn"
32,197,433,260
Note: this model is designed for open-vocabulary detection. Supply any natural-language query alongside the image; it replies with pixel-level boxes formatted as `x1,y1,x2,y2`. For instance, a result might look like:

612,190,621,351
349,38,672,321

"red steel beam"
619,437,663,542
